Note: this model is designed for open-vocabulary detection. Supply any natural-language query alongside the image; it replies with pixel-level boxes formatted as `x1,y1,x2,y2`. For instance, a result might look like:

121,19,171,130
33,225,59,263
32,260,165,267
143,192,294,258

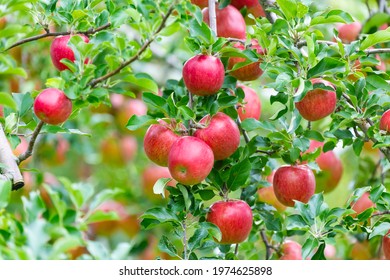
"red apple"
350,241,371,260
144,120,181,166
273,165,316,207
228,40,265,81
337,22,362,43
380,109,390,133
230,0,266,18
142,165,176,201
280,240,302,260
206,199,253,244
237,85,262,120
0,105,3,118
116,98,148,133
203,5,246,39
306,140,343,193
89,201,129,236
258,172,287,212
182,54,225,96
33,88,72,125
351,192,375,216
168,136,214,185
295,78,337,121
190,0,208,8
324,244,337,259
194,112,240,160
50,34,89,71
383,230,390,260
101,135,137,165
0,17,6,29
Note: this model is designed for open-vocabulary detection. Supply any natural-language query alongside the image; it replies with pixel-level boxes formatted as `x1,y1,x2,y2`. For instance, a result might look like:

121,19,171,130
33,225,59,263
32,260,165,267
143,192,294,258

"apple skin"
33,88,72,125
237,85,262,120
351,192,375,216
280,241,302,260
168,136,214,185
203,5,246,39
306,140,343,193
182,54,225,96
142,165,176,202
206,200,253,244
337,22,362,44
190,0,208,8
144,120,181,166
295,78,337,121
0,105,3,118
230,0,266,17
228,40,265,81
383,230,390,260
258,172,287,212
350,241,371,260
50,34,89,71
273,165,316,207
380,109,390,133
193,112,240,160
0,17,6,29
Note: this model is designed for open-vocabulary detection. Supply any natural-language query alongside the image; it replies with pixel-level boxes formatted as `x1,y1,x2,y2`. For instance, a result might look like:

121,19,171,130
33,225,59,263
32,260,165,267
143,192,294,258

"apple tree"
0,0,390,260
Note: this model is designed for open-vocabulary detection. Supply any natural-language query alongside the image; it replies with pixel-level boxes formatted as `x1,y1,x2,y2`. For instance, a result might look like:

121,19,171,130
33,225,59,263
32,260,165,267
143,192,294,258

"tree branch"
88,6,175,88
259,0,275,24
17,121,45,165
260,229,272,260
0,124,24,190
372,210,390,217
4,23,111,51
208,0,217,36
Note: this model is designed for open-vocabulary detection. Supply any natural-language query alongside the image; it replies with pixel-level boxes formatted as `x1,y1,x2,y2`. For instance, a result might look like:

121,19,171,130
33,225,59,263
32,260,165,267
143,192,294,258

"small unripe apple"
182,54,225,96
144,120,181,166
33,88,72,125
203,5,247,39
350,241,371,260
280,240,302,260
230,0,266,18
142,165,176,202
258,172,286,212
237,85,262,120
194,112,240,160
168,136,214,185
337,22,362,43
206,199,253,244
273,165,316,207
306,140,343,193
50,34,89,71
380,109,390,133
383,230,390,260
351,192,375,216
295,78,337,121
228,40,265,81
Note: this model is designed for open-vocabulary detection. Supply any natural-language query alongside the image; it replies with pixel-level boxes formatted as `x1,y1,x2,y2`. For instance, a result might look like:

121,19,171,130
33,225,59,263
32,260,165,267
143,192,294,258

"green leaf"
0,180,11,209
307,58,346,78
310,10,354,26
142,92,166,109
158,235,178,257
122,75,158,94
89,188,123,211
189,19,213,45
177,184,191,211
198,189,215,201
276,0,297,20
311,242,326,260
0,92,17,110
352,138,364,156
141,207,180,227
286,214,309,230
369,222,390,239
153,178,172,198
227,159,251,191
303,130,325,142
302,237,319,259
85,210,120,224
126,115,158,131
360,29,390,50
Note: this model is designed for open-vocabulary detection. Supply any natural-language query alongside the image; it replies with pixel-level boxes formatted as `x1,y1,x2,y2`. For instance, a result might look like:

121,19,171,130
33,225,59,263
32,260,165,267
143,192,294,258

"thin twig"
4,23,111,51
234,244,239,256
372,210,390,217
88,6,175,87
208,0,217,36
236,117,250,144
260,229,272,260
17,121,45,164
182,220,188,260
259,0,275,24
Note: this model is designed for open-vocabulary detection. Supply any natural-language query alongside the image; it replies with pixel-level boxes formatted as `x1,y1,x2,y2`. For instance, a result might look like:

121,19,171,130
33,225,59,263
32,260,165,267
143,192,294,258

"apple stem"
17,121,45,165
0,124,24,190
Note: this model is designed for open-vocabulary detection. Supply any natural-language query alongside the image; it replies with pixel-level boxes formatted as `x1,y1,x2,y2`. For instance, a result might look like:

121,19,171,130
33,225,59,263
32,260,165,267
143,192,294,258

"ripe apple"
306,140,343,193
190,0,208,8
0,17,6,29
273,165,316,207
383,230,390,260
237,85,262,120
101,135,137,165
351,192,375,216
350,241,371,260
228,40,265,81
230,0,266,18
168,136,214,185
0,105,3,117
203,5,246,39
280,240,302,260
33,88,72,125
116,98,148,133
206,199,253,244
194,112,240,160
119,213,140,238
295,78,337,121
144,120,181,166
50,34,90,71
182,54,225,96
258,172,287,212
380,109,390,133
142,165,176,202
337,22,362,43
